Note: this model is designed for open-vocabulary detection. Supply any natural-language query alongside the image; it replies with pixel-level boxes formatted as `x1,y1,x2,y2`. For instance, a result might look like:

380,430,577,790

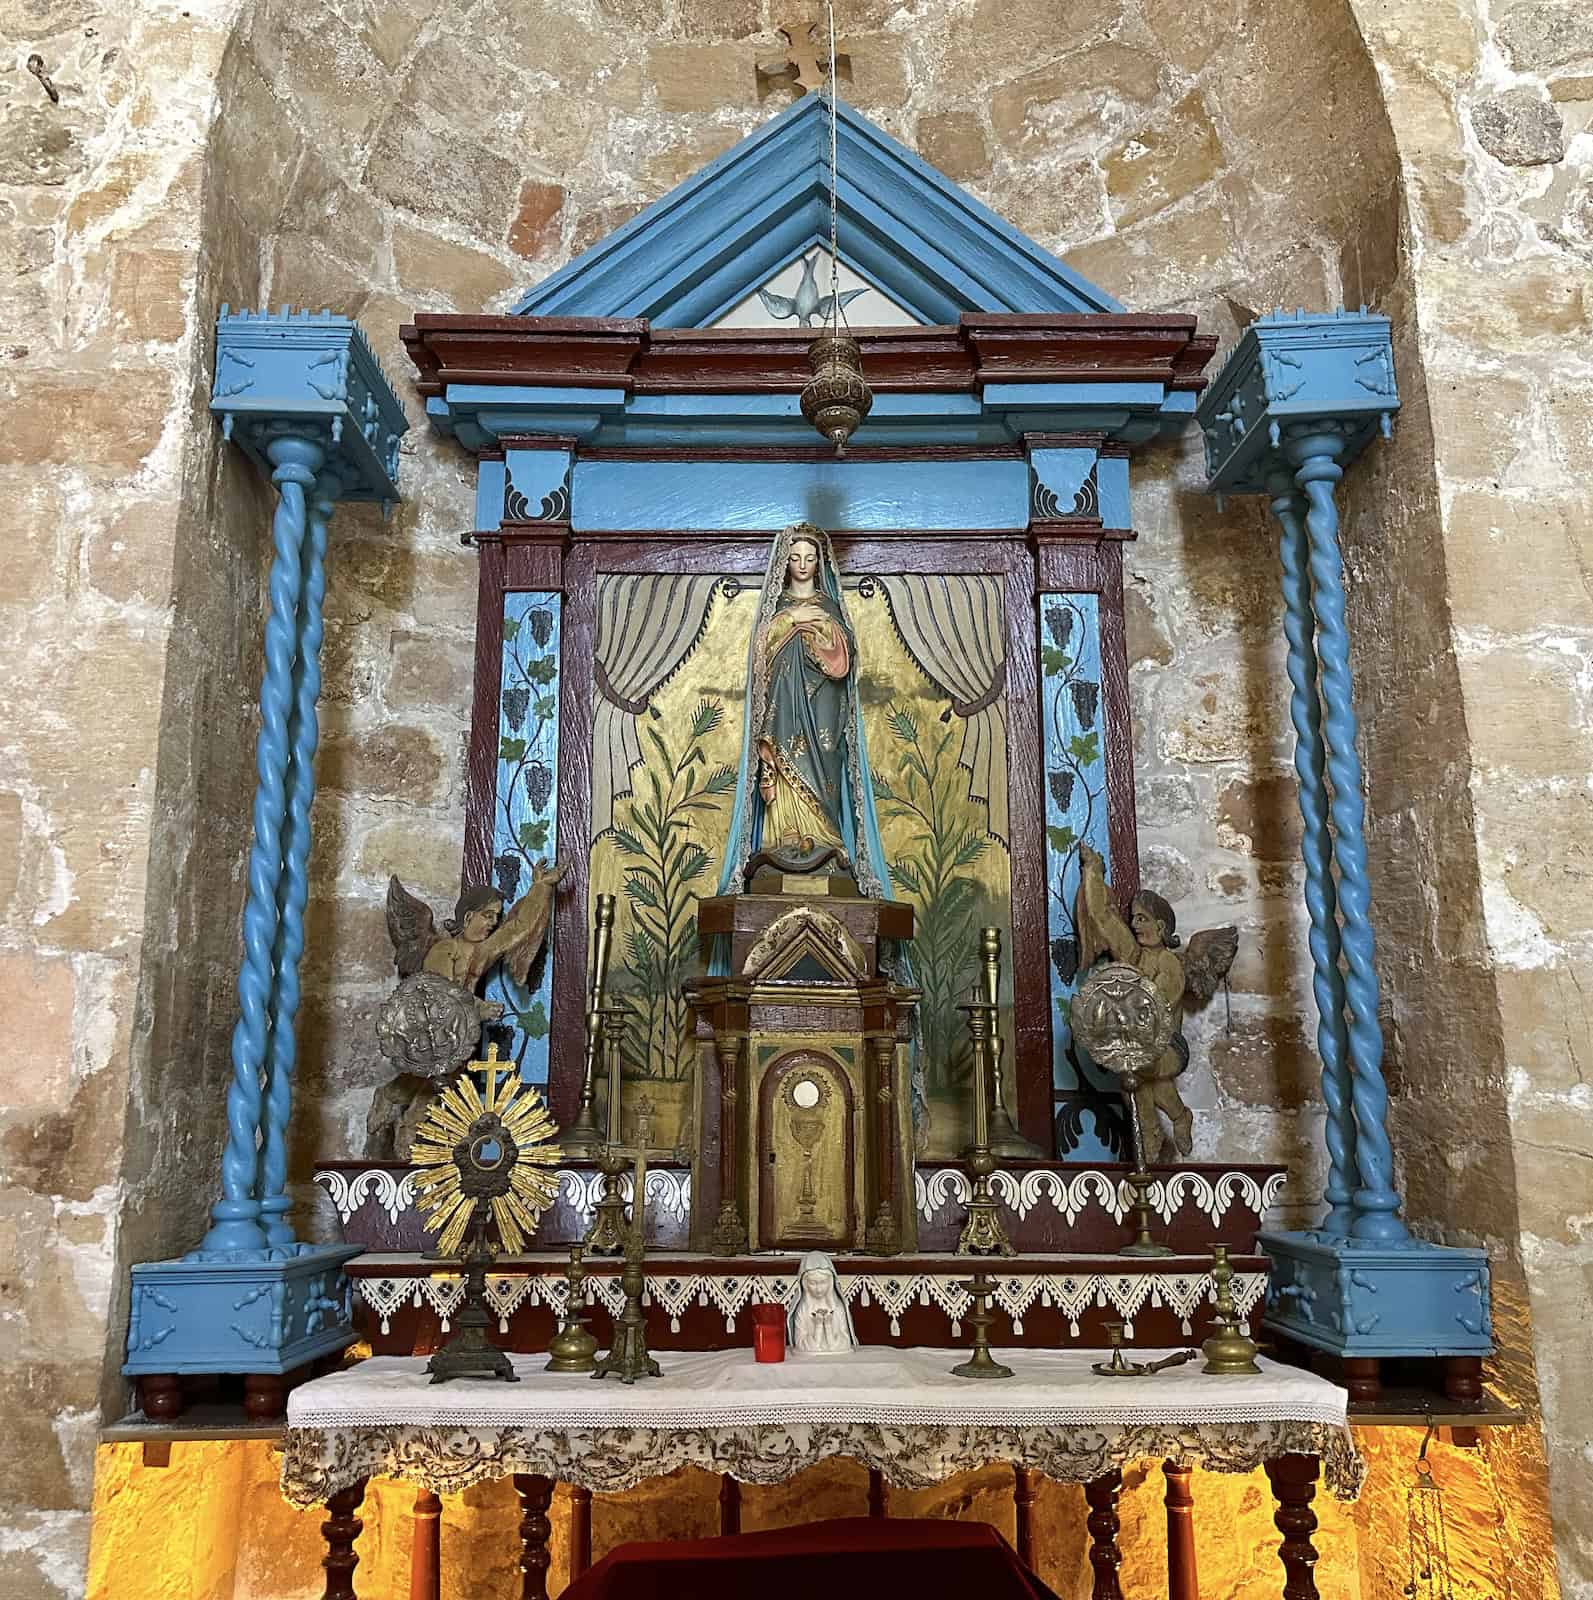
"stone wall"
0,0,1586,1594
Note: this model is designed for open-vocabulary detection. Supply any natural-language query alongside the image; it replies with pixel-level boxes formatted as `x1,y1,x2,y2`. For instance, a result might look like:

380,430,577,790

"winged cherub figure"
1074,844,1237,1162
378,862,567,1076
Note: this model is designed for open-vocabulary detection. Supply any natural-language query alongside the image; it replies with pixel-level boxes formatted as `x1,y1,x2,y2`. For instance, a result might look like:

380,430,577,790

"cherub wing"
385,876,437,978
488,860,565,986
1182,925,1239,1006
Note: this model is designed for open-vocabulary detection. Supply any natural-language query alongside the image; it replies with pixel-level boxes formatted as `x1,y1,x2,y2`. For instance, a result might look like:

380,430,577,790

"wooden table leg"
868,1469,890,1519
1084,1469,1124,1600
1013,1466,1038,1569
409,1489,441,1600
1342,1357,1381,1404
719,1474,741,1536
1264,1454,1321,1600
568,1484,592,1579
1443,1355,1483,1402
321,1480,367,1600
514,1474,555,1600
1163,1461,1199,1600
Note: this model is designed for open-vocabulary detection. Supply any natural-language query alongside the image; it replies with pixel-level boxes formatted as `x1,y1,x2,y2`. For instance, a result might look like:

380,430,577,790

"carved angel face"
786,538,819,586
1130,899,1164,949
462,899,503,942
1071,962,1174,1077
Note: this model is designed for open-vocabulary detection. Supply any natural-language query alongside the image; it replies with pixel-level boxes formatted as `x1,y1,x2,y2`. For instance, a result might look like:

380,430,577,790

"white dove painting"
712,249,918,329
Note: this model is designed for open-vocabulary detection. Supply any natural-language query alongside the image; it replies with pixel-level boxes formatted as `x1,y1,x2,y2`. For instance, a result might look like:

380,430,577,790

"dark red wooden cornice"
400,313,1217,399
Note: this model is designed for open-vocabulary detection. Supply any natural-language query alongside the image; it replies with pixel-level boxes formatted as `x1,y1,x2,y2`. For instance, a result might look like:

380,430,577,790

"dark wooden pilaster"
1265,1454,1322,1600
321,1480,367,1600
514,1474,555,1600
1084,1469,1124,1600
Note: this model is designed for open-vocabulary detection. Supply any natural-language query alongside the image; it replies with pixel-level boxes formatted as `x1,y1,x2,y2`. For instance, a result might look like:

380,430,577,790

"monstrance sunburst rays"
410,1063,563,1256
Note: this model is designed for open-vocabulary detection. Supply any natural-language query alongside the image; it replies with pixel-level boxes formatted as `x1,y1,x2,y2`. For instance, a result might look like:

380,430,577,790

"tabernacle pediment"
511,93,1122,327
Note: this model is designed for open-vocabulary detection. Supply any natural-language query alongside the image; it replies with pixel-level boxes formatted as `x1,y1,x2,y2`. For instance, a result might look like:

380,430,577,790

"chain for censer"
1404,1425,1457,1599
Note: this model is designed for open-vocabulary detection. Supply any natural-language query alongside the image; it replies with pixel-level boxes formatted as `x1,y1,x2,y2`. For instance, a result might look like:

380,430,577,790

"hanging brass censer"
801,333,871,456
800,4,871,456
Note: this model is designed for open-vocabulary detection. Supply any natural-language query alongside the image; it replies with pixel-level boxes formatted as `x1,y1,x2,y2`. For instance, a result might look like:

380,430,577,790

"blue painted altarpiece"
126,93,1490,1414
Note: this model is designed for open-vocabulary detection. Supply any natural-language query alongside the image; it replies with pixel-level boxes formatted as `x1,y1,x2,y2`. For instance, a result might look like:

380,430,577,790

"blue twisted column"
1267,470,1357,1238
258,461,338,1250
198,432,326,1258
1285,426,1408,1244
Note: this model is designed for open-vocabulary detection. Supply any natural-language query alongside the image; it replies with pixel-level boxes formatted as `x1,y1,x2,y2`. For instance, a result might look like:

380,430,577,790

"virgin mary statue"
716,522,895,897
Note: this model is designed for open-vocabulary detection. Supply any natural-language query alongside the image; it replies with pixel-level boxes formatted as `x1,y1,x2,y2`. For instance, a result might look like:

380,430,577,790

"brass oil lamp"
801,332,871,456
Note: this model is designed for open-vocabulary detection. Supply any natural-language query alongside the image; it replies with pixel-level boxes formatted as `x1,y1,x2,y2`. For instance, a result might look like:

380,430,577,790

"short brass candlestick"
1091,1321,1199,1379
955,1000,1015,1258
545,1244,599,1374
977,928,1047,1161
951,1271,1013,1379
563,895,616,1157
591,1227,661,1385
1201,1244,1262,1374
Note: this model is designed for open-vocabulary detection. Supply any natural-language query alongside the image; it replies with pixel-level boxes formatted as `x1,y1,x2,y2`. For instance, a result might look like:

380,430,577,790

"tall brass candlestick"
978,927,1046,1160
563,895,615,1156
585,1009,630,1255
956,1000,1014,1257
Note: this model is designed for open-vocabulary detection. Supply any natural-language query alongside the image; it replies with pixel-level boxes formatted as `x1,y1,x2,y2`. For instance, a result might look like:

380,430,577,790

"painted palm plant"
872,703,989,1093
609,698,736,1078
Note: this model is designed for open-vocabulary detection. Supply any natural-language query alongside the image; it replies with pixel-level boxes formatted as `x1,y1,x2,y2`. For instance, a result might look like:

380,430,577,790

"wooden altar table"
281,1349,1362,1600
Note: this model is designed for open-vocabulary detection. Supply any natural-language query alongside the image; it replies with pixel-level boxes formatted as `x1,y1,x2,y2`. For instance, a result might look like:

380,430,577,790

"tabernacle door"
758,1049,855,1252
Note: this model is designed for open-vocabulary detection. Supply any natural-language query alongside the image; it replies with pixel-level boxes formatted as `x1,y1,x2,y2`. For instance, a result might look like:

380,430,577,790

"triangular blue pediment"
512,94,1121,326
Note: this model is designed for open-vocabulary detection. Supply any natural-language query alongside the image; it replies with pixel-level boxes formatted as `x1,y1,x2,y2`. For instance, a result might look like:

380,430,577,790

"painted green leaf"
1046,824,1077,854
516,1002,549,1039
518,819,550,853
499,736,527,762
527,656,557,685
1041,644,1071,677
503,618,520,642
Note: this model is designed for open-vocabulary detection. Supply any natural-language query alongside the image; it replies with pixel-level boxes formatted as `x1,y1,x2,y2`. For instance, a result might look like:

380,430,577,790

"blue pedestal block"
123,1243,365,1378
1259,1231,1492,1359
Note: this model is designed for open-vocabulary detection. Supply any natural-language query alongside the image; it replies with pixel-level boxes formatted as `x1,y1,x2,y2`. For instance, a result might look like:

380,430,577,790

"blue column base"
123,1243,364,1376
1259,1230,1492,1358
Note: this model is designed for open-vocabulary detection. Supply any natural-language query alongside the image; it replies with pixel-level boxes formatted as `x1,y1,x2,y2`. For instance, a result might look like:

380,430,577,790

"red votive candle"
750,1302,786,1363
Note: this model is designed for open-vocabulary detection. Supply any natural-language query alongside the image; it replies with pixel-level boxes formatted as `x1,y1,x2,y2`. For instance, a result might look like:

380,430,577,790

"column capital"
211,306,408,511
1195,309,1398,501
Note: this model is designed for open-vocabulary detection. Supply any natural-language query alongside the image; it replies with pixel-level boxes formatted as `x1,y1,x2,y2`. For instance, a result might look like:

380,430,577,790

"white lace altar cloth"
280,1349,1362,1507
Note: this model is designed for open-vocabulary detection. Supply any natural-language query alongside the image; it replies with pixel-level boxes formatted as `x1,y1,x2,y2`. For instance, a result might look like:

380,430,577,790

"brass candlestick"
591,1227,661,1384
545,1244,599,1374
427,1212,518,1384
584,1009,630,1256
1201,1244,1262,1375
563,895,616,1157
1091,1321,1200,1379
977,928,1047,1161
1119,1065,1173,1259
951,1271,1013,1379
955,1000,1015,1258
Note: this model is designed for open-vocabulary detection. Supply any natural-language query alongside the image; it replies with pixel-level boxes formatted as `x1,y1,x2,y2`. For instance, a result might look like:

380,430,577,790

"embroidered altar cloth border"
280,1349,1363,1507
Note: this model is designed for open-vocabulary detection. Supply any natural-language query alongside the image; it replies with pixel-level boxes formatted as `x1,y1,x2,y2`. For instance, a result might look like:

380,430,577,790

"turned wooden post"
514,1474,555,1600
321,1480,367,1600
1014,1465,1038,1570
1264,1454,1322,1600
1084,1469,1124,1600
568,1484,593,1579
408,1489,441,1600
714,1036,748,1251
868,1468,890,1518
1443,1355,1483,1402
719,1473,742,1535
1341,1357,1381,1404
138,1373,183,1420
1162,1461,1199,1600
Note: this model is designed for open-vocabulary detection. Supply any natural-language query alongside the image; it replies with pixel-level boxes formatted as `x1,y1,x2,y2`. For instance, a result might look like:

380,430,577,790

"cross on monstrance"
464,1041,512,1100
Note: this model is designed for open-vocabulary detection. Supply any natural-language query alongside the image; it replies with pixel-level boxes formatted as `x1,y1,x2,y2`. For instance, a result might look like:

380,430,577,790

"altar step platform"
316,1158,1284,1356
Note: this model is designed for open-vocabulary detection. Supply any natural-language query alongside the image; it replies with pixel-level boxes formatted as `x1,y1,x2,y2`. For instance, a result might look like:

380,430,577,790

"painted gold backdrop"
587,575,1013,1159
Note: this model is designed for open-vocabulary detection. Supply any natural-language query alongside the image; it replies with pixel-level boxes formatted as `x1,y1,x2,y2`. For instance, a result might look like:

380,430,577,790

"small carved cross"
758,16,852,101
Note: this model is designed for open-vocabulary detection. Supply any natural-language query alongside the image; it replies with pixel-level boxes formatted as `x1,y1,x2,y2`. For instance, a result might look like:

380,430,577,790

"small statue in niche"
786,1250,857,1354
367,864,567,1159
1074,844,1237,1162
